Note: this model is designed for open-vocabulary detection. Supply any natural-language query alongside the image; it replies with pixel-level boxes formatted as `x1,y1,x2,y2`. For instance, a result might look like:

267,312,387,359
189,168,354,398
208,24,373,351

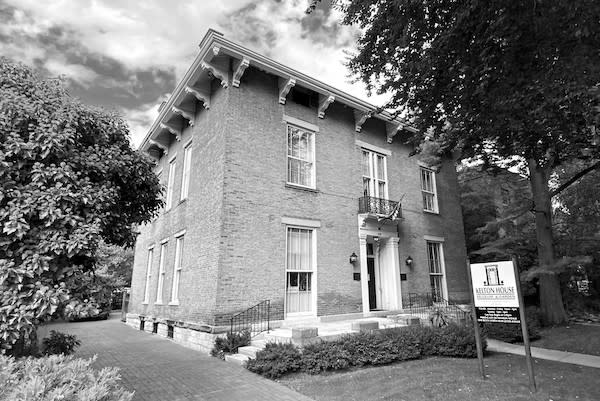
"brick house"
127,29,469,350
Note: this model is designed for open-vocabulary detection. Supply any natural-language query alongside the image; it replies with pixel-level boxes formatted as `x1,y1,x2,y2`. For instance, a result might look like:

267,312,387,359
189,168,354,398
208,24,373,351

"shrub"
210,330,251,359
429,308,451,327
481,306,541,343
42,330,81,356
302,341,352,374
245,342,302,379
245,324,482,379
0,354,133,401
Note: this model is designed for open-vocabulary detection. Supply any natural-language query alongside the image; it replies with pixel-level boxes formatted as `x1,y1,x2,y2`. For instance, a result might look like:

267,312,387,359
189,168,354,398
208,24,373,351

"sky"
0,0,387,147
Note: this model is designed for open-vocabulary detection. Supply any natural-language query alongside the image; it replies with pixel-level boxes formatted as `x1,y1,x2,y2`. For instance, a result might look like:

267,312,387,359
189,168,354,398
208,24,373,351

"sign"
470,261,520,324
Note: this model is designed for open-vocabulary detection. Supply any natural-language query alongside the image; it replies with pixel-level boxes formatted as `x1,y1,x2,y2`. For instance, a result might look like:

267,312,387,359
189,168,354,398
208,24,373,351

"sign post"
466,259,486,379
468,258,537,392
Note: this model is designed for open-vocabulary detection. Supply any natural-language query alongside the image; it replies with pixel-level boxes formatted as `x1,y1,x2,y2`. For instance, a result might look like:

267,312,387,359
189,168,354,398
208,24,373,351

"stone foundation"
125,313,225,354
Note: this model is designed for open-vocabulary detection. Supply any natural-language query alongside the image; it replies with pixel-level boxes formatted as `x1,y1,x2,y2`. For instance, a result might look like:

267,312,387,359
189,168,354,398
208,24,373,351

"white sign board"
470,261,520,323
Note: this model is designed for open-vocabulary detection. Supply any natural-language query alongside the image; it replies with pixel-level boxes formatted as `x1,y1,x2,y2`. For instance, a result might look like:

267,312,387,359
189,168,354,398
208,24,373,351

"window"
170,234,184,304
285,227,315,314
362,150,388,199
420,167,438,213
156,241,167,304
143,247,153,303
180,144,192,201
427,241,446,302
287,124,315,188
165,157,176,210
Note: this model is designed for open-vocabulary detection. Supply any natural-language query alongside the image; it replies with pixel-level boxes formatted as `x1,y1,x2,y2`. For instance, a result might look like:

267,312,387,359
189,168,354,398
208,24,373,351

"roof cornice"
139,29,416,151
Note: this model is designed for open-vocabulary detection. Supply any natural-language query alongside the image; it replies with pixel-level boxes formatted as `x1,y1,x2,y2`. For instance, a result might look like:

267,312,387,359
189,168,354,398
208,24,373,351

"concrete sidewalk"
487,339,600,369
49,313,313,401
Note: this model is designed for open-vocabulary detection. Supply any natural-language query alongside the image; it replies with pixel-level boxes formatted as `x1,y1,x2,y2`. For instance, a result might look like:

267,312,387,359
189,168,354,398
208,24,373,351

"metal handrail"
358,196,402,218
407,293,472,326
229,300,271,337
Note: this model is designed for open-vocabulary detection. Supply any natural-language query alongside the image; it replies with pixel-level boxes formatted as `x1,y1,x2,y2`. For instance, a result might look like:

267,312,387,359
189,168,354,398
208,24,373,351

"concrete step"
224,353,249,365
250,339,267,348
238,345,263,358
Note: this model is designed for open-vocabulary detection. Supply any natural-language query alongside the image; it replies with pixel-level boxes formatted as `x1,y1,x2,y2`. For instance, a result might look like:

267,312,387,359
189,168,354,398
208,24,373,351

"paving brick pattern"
50,314,312,401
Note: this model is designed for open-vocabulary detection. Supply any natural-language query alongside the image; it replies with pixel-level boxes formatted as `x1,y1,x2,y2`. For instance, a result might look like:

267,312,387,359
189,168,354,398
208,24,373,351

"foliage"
0,354,133,400
0,58,163,352
325,0,600,325
41,330,81,356
245,342,302,379
482,307,541,343
210,330,251,360
428,307,451,328
246,325,483,378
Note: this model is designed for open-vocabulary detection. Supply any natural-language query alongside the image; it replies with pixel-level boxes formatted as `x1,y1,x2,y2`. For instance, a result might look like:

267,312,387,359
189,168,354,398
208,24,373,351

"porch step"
224,353,249,365
238,345,263,358
250,339,267,348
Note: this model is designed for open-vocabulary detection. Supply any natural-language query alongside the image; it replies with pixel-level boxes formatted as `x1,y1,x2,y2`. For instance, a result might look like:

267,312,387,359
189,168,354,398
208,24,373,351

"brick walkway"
49,313,313,401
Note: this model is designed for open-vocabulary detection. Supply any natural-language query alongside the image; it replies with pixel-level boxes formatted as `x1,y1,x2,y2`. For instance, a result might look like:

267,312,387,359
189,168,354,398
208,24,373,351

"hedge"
246,323,484,378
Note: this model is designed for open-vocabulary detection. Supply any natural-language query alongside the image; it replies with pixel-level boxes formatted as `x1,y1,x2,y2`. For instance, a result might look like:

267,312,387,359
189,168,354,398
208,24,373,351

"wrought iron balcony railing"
358,196,402,218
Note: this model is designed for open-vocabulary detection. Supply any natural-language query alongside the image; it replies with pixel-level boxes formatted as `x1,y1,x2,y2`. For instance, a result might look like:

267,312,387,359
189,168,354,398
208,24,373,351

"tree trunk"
528,159,568,325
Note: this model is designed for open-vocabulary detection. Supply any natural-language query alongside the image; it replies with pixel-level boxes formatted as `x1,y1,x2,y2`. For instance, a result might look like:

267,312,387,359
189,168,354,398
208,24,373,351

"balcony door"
362,150,388,199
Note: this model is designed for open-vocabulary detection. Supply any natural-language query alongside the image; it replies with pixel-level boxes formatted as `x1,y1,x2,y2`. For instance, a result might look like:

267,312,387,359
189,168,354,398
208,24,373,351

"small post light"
405,256,413,267
349,252,358,264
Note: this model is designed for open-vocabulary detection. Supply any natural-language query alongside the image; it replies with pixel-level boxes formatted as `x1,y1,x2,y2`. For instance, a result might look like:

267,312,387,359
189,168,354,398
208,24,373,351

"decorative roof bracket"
317,94,335,119
354,110,373,132
201,61,228,88
172,106,195,126
386,122,404,143
149,139,168,156
279,77,296,104
160,122,182,141
232,58,250,88
184,85,210,109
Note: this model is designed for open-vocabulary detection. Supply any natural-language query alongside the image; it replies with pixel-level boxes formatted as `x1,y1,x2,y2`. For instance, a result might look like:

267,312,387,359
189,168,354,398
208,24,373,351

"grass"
280,352,600,401
531,323,600,356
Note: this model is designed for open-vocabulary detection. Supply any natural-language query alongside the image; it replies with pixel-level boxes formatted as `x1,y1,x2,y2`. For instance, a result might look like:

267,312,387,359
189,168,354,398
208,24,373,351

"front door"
367,258,377,310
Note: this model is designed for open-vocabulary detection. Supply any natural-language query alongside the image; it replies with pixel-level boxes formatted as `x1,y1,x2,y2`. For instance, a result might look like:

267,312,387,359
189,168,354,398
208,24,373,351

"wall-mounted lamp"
349,252,358,264
405,256,413,267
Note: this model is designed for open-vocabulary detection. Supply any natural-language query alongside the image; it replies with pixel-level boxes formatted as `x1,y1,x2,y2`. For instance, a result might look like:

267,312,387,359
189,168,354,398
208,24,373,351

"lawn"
280,352,599,401
530,324,600,356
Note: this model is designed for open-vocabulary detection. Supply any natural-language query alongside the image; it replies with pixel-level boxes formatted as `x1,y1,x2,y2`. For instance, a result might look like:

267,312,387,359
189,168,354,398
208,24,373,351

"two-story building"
127,29,470,352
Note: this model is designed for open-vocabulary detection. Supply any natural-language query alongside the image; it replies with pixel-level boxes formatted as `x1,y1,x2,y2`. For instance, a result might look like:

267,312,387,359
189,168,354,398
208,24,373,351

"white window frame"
143,247,154,304
286,123,316,189
284,225,317,317
155,240,168,304
425,239,448,302
165,156,177,210
180,142,192,201
361,149,388,199
420,167,439,213
169,231,185,305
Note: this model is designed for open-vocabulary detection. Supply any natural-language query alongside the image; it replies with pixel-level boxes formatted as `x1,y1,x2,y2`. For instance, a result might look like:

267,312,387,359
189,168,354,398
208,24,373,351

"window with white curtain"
180,144,192,200
165,157,177,210
362,149,388,199
143,247,153,303
285,227,314,314
287,124,315,188
170,235,184,304
427,241,446,302
156,241,167,304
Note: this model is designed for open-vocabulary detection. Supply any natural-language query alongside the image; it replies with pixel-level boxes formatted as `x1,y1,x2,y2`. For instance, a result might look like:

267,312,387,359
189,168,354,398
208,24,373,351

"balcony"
358,196,402,219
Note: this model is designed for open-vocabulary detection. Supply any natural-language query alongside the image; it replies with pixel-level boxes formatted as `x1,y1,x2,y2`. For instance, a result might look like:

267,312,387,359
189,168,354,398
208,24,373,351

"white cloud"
122,100,165,148
45,58,98,86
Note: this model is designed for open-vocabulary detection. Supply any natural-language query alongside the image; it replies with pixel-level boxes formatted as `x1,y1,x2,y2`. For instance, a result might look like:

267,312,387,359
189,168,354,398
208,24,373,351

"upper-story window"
165,157,177,210
180,143,192,201
287,124,315,188
362,150,388,199
420,167,438,213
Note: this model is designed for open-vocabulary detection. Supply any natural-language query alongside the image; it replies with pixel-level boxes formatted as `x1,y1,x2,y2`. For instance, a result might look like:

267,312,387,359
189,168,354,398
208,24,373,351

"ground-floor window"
286,227,314,314
427,241,446,302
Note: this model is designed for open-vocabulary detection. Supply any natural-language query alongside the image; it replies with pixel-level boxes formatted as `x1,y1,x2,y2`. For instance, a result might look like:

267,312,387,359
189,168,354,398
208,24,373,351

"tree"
0,59,162,351
315,0,600,324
